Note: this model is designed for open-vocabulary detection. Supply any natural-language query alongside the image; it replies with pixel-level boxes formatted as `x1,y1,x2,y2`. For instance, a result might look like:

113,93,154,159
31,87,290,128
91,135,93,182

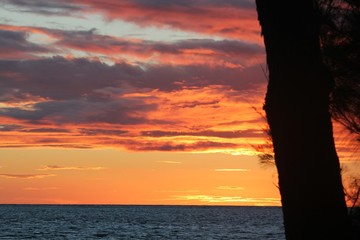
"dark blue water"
0,205,285,239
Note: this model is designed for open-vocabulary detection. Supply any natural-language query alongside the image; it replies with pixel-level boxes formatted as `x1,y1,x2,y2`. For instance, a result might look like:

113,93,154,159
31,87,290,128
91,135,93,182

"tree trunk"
255,0,351,239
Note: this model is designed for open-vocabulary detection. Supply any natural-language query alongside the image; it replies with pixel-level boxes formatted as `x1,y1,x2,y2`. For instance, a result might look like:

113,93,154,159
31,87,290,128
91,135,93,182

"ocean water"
0,205,285,239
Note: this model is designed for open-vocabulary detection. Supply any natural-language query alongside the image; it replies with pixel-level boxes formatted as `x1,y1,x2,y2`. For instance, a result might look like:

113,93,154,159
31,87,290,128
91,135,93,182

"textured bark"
256,0,350,239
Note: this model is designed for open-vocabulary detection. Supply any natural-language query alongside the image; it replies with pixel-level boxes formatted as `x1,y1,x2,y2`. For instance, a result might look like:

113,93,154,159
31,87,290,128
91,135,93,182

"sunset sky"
0,0,357,206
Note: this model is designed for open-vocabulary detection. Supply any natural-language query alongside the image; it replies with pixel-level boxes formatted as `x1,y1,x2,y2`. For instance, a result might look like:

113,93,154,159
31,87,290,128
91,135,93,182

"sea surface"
0,205,285,239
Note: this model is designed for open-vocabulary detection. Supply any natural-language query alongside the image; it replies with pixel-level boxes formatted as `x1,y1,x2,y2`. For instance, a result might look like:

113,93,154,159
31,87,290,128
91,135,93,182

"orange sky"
0,0,358,206
0,149,281,205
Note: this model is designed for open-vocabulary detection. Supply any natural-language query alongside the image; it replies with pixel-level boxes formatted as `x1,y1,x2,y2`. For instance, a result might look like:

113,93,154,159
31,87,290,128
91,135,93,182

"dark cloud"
1,0,83,15
0,57,265,100
0,124,23,131
218,118,264,126
1,1,259,40
79,128,127,136
0,29,48,57
0,125,70,133
0,98,157,124
0,56,265,125
34,138,63,144
173,100,220,109
128,140,238,152
0,24,265,104
23,128,71,133
80,0,259,40
212,0,255,8
129,0,252,8
141,129,264,139
136,63,266,92
0,57,142,101
55,28,264,59
2,0,255,15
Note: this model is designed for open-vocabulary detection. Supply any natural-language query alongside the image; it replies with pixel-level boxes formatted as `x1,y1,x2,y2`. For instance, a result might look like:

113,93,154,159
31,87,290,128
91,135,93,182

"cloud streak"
157,161,182,164
142,130,265,139
37,165,105,171
171,194,280,205
0,174,55,179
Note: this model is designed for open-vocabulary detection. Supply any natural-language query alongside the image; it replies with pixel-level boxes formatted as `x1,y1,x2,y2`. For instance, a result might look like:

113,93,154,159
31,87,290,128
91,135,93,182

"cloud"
133,63,266,92
1,0,83,15
0,125,71,133
23,187,60,191
2,1,261,41
0,45,265,101
172,100,220,109
0,174,55,179
0,96,158,125
141,129,264,139
38,165,105,171
126,141,238,152
22,128,71,133
78,128,127,136
0,29,48,59
0,60,266,152
171,194,280,205
74,0,260,41
0,124,23,131
0,5,267,154
0,24,264,67
156,161,182,164
53,28,264,66
0,57,139,101
0,57,265,125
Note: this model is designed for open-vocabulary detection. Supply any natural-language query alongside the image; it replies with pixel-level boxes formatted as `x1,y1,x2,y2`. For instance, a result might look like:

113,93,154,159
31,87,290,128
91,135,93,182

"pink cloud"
3,0,261,41
75,0,260,41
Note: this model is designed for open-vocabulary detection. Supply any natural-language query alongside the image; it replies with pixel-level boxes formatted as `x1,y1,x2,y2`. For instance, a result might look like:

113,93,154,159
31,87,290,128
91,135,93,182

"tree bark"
256,0,351,239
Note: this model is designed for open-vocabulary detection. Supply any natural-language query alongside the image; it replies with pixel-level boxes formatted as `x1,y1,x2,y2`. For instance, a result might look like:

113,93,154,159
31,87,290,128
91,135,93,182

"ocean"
0,205,285,239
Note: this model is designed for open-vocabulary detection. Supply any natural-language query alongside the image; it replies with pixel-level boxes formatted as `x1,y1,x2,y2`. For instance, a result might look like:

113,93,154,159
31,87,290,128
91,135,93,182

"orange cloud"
0,174,55,179
37,165,105,171
1,4,353,160
0,51,268,153
157,161,182,164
